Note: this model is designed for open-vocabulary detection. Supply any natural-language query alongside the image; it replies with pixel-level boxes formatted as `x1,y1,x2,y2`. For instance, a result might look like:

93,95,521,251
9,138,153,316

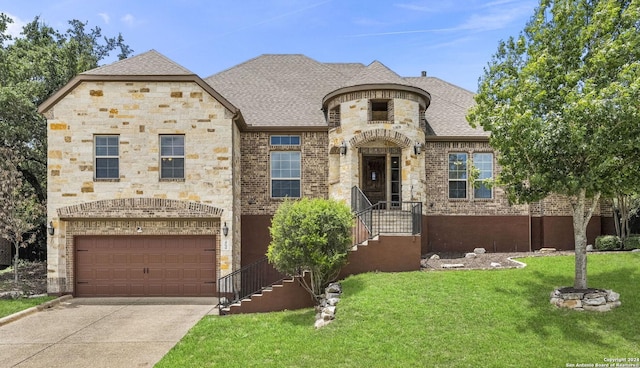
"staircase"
218,188,422,315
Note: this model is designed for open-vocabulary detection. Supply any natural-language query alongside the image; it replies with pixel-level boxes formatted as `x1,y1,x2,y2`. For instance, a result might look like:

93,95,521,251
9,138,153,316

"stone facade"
46,80,238,294
327,90,427,205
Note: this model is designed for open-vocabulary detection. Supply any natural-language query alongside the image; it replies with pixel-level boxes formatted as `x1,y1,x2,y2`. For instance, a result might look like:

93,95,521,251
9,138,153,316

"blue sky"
1,0,538,92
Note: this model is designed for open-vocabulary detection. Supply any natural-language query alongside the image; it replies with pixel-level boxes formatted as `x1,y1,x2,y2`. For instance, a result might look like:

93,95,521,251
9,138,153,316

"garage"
75,235,216,297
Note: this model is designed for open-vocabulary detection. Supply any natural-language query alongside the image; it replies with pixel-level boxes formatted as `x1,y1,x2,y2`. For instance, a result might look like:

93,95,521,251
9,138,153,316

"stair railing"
217,256,286,313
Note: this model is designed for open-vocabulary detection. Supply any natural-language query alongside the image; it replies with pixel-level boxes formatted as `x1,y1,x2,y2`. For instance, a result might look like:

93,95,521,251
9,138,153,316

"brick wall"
240,131,329,215
423,140,529,216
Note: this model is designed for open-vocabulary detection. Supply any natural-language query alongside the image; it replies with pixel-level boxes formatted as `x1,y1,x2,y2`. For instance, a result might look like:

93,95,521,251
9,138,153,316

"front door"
362,155,386,204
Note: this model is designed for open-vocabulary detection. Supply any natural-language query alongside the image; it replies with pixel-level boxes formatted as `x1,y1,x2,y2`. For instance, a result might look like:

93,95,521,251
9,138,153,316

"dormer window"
369,99,393,122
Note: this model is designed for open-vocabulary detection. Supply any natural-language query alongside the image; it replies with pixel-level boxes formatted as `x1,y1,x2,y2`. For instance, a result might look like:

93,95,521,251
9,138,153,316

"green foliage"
467,0,640,289
623,235,640,250
267,198,352,301
0,14,132,258
468,0,640,205
595,235,621,251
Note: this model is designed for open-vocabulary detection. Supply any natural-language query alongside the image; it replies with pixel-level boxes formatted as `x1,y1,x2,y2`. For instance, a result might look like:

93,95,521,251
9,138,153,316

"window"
271,151,301,198
270,135,300,146
160,135,185,179
370,99,393,121
94,135,119,179
329,106,341,127
448,153,467,199
473,153,493,199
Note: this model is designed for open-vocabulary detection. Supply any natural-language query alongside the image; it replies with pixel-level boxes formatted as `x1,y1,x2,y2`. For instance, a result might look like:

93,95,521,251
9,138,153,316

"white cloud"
98,13,110,24
460,2,534,32
394,1,456,13
121,14,135,26
4,13,27,39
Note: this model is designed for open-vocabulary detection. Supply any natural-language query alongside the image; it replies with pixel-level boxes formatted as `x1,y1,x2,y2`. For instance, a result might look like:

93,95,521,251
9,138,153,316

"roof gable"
83,49,194,76
342,60,407,87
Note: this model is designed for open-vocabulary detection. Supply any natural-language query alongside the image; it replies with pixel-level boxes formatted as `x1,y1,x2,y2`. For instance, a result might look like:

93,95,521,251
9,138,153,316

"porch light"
222,222,229,237
47,221,55,236
414,142,423,155
340,141,347,155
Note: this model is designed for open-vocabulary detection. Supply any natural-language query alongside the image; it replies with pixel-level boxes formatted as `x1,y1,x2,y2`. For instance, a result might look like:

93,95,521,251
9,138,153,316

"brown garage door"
75,235,216,297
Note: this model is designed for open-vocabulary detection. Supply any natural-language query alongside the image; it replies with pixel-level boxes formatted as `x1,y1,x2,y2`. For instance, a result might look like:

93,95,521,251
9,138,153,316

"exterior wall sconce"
414,142,423,155
47,221,55,236
222,222,229,237
340,141,347,155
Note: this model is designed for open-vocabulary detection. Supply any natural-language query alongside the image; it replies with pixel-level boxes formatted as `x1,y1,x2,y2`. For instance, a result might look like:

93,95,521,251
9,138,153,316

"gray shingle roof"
83,49,195,76
340,60,408,87
407,77,486,137
206,54,484,137
205,54,355,127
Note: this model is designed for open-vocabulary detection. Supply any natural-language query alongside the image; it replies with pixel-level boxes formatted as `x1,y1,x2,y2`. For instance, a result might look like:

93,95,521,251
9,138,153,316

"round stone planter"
550,287,621,312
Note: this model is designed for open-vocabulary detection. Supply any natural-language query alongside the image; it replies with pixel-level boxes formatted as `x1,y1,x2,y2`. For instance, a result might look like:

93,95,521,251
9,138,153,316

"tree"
0,14,133,259
467,0,640,290
0,148,42,284
267,198,353,302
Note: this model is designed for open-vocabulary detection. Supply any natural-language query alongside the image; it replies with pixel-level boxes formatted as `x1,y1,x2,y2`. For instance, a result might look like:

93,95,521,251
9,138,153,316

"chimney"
421,71,427,77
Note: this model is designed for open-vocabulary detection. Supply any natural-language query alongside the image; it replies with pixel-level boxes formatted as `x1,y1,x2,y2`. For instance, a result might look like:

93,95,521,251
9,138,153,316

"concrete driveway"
0,297,217,368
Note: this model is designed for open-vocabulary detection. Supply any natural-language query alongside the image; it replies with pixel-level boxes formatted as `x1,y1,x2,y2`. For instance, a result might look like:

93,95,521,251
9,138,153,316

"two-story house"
40,50,614,297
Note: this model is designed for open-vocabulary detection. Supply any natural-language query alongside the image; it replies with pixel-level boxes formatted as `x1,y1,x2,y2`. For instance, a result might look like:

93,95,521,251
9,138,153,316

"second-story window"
160,135,185,179
94,135,119,180
370,99,393,122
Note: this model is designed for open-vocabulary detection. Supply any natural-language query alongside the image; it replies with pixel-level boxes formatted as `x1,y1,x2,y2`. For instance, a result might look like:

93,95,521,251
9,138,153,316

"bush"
595,235,621,251
267,198,352,302
623,235,640,250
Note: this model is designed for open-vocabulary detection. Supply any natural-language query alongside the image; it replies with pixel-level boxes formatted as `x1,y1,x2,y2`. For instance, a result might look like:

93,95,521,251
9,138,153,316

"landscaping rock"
583,296,607,306
429,254,440,260
539,248,557,253
586,244,594,252
465,253,477,259
632,249,640,253
0,291,23,300
474,248,486,254
606,290,620,302
326,283,342,294
441,263,464,269
490,262,501,268
315,283,342,329
550,287,621,312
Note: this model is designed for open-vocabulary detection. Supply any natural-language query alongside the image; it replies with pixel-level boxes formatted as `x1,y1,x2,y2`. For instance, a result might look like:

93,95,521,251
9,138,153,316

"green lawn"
0,296,55,319
157,253,640,368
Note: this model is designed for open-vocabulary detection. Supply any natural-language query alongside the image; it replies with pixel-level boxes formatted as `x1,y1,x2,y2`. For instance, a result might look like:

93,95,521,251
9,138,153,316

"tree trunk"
13,241,19,284
571,190,600,290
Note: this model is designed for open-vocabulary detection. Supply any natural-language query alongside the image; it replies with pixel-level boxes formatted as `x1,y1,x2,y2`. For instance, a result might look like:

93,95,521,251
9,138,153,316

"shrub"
267,198,352,303
595,235,621,251
623,235,640,250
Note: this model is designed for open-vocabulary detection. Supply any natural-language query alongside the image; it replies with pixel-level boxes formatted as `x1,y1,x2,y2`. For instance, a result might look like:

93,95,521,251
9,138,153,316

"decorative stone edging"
550,288,621,312
314,283,342,329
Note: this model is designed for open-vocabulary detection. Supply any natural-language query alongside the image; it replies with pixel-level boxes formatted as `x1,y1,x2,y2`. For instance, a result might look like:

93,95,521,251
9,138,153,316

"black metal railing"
351,186,372,213
351,186,422,246
217,256,286,312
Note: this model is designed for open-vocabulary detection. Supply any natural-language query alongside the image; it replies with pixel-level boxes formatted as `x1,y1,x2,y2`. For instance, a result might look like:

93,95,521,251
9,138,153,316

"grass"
0,296,55,319
157,253,640,368
0,262,54,319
